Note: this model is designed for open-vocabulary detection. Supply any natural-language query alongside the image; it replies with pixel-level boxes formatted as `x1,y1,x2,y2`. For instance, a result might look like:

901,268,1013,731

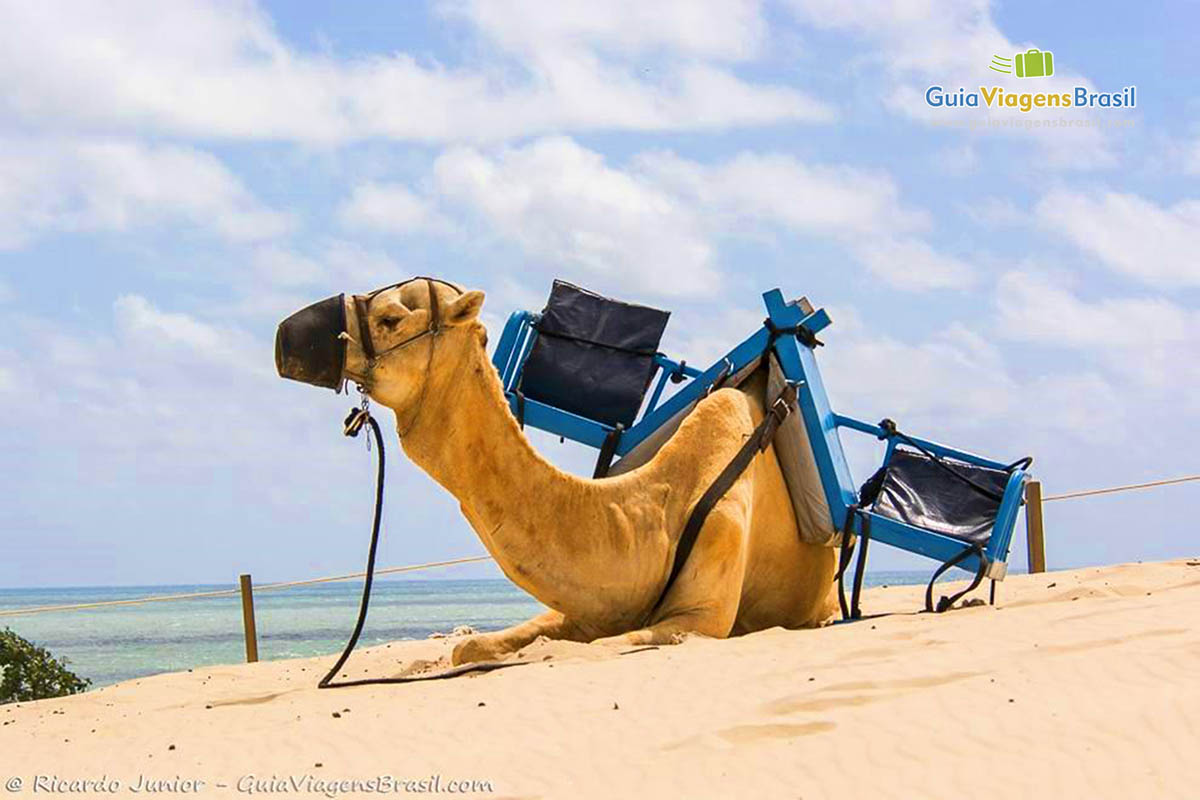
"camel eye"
378,315,403,330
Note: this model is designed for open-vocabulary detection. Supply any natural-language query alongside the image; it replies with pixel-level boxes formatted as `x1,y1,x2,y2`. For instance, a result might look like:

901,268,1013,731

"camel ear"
444,290,485,325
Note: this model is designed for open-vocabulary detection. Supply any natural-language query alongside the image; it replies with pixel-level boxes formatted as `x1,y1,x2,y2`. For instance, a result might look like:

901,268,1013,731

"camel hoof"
451,635,502,666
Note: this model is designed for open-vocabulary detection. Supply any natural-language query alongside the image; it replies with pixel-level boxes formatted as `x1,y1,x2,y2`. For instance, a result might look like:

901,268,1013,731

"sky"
0,0,1197,588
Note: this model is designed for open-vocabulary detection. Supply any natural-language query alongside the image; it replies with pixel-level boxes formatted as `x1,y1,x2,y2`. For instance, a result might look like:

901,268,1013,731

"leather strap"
354,295,376,362
352,276,463,368
425,278,440,332
646,384,797,623
592,423,624,478
836,505,858,620
924,544,988,613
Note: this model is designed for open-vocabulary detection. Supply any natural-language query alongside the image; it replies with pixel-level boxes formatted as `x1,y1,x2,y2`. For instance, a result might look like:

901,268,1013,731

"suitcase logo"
990,49,1054,78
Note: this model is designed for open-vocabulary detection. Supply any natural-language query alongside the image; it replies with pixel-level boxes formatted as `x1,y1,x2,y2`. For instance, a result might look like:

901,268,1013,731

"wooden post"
239,573,259,663
1025,480,1046,574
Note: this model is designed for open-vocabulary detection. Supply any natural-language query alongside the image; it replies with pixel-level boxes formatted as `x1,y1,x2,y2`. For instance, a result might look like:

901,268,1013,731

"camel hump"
693,386,759,430
655,387,759,472
606,382,761,483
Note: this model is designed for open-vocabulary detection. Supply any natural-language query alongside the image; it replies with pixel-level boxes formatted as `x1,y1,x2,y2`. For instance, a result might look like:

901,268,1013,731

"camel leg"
593,500,750,649
451,609,584,665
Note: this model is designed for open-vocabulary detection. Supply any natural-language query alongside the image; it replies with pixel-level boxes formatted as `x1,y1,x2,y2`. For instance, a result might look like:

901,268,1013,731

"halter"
343,276,464,437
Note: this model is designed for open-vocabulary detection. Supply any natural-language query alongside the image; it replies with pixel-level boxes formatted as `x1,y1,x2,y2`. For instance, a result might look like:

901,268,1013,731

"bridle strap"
426,278,441,332
353,276,463,367
350,277,465,437
354,295,376,362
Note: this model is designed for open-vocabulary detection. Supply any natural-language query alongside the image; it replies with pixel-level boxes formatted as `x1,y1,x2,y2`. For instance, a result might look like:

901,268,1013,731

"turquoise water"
1,573,925,688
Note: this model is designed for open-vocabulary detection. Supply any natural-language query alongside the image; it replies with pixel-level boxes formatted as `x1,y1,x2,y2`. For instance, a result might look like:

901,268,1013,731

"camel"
283,279,838,665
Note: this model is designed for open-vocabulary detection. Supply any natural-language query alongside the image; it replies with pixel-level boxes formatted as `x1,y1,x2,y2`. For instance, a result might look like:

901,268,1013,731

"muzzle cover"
275,294,348,390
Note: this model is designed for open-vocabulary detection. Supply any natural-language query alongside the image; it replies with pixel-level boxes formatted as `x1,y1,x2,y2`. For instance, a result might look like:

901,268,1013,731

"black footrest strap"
924,544,988,613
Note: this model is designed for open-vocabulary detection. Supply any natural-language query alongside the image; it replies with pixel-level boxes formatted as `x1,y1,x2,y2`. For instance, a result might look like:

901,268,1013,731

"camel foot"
592,629,691,649
451,633,508,666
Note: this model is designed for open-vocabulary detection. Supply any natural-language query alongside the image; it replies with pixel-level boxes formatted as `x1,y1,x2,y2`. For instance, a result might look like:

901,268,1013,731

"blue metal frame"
829,414,1027,575
491,288,1030,578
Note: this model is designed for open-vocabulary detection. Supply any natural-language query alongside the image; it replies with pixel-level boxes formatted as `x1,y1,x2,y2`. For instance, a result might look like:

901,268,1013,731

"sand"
3,559,1198,799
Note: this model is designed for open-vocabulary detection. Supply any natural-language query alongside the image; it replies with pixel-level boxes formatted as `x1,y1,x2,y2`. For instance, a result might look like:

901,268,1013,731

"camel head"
275,277,485,418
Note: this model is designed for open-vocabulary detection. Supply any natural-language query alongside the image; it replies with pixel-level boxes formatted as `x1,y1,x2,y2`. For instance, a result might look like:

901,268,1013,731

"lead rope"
317,405,385,689
318,402,526,688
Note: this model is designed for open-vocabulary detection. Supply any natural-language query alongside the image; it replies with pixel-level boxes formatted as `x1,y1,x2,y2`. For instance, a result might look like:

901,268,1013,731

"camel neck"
397,331,601,612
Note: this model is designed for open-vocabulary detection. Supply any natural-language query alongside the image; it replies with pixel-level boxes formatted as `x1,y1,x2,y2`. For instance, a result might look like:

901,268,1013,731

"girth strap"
646,383,798,623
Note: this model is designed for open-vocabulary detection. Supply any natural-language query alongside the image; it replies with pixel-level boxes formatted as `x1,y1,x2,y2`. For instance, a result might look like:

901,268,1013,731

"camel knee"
660,604,737,639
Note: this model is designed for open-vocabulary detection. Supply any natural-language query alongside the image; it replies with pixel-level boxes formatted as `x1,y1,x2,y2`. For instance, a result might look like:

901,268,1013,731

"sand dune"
3,559,1198,799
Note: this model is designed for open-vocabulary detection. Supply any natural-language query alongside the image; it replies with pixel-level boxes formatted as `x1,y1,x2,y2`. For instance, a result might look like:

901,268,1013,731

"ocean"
0,573,927,689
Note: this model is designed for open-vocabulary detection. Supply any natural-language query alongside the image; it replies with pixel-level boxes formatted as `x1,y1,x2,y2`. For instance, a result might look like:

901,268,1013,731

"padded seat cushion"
870,449,1008,544
519,281,669,427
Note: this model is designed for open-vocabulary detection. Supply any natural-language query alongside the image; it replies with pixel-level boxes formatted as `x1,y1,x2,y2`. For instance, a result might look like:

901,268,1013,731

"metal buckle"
343,389,372,440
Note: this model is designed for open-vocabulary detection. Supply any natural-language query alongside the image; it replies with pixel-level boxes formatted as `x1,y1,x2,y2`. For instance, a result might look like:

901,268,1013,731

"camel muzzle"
275,294,348,390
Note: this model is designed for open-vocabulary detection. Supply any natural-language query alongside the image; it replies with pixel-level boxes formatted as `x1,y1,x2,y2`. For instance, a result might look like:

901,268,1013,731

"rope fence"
2,473,1197,657
1042,474,1200,502
0,555,493,619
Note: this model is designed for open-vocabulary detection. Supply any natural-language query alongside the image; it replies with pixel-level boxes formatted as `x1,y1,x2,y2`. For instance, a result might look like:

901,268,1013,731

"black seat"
518,280,670,428
868,448,1009,545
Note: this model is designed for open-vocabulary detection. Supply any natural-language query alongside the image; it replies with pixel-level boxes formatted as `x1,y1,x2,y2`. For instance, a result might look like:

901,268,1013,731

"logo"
990,49,1054,78
925,49,1136,114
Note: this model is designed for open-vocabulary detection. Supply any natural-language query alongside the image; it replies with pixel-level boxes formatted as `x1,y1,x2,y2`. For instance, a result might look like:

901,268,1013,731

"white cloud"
115,295,225,354
0,0,830,144
428,137,961,296
964,196,1028,228
251,241,406,291
318,239,413,289
0,138,292,249
434,137,720,297
113,294,264,374
852,237,975,291
1036,190,1200,288
934,144,979,176
636,150,925,236
1023,372,1129,442
996,270,1200,395
453,0,766,60
3,298,272,456
782,0,1115,167
783,0,1070,101
667,305,766,367
0,298,364,531
814,316,1147,457
220,240,420,323
338,182,440,234
252,246,326,288
1153,132,1200,177
637,149,975,292
825,323,1018,425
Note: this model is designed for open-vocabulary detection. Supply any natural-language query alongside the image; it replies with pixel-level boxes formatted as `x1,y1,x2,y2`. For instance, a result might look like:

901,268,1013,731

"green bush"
1,628,90,704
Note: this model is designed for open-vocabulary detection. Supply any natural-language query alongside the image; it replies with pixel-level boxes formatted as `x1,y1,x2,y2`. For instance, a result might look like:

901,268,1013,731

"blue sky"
1,0,1197,588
